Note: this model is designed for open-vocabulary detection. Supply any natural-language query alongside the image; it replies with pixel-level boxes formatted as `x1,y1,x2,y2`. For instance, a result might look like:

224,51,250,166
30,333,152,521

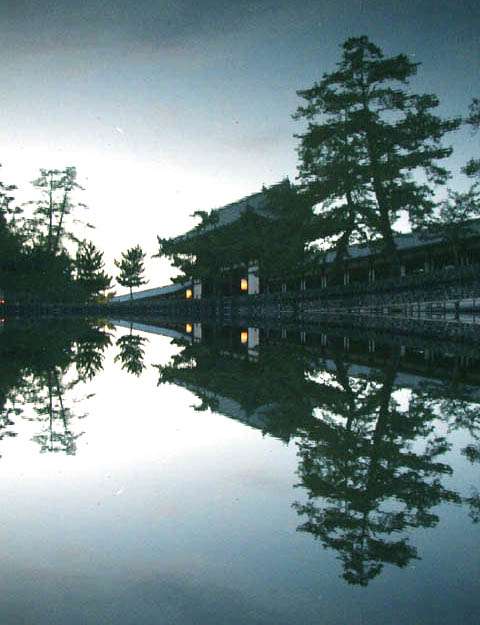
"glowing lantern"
185,288,192,299
240,331,248,344
185,323,193,333
241,278,248,291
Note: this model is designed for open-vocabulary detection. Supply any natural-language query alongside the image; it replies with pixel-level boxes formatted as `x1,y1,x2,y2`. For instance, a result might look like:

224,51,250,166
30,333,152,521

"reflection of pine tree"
155,328,480,582
115,328,148,376
74,326,113,381
0,398,18,450
0,319,111,457
465,488,480,524
293,349,461,586
443,398,480,464
410,384,480,524
25,368,85,455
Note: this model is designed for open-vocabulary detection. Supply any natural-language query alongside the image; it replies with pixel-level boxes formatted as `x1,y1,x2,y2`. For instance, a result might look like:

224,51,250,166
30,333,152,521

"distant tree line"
0,166,149,304
0,166,110,303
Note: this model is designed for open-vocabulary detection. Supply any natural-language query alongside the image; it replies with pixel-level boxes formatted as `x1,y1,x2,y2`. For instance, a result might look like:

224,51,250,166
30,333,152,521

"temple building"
112,186,480,303
166,187,480,299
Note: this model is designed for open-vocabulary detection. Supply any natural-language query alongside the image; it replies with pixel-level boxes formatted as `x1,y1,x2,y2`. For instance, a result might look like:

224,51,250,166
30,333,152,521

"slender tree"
462,97,480,184
421,97,480,264
0,173,22,294
423,189,480,266
25,166,91,254
294,36,461,276
114,245,148,300
75,240,112,300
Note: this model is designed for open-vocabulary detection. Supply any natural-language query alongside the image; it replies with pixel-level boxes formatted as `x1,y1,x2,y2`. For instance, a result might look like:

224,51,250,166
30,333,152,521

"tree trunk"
333,198,356,282
377,204,402,277
359,85,402,278
47,172,54,254
53,191,68,255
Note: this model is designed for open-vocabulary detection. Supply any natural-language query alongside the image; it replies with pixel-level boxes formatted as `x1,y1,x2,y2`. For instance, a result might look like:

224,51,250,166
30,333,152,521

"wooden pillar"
193,323,202,342
193,280,202,299
248,261,260,295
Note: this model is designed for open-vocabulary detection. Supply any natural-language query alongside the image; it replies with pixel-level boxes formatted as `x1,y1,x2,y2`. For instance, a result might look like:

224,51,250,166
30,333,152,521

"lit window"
240,331,248,344
186,323,193,333
185,289,192,299
241,278,248,291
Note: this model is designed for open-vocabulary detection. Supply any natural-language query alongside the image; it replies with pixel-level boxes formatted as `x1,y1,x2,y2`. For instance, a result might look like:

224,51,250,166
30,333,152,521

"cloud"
1,0,300,54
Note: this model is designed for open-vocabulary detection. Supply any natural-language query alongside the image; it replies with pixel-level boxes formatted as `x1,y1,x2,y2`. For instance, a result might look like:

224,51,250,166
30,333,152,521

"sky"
1,0,479,291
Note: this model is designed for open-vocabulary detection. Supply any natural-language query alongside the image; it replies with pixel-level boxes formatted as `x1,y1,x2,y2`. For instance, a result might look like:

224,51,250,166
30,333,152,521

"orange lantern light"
185,288,192,299
186,323,193,333
241,278,248,291
240,331,248,344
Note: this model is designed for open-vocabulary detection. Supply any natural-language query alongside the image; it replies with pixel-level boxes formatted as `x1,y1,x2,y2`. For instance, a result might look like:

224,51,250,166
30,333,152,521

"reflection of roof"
178,190,275,239
109,319,191,341
323,358,480,400
182,382,274,431
323,221,480,263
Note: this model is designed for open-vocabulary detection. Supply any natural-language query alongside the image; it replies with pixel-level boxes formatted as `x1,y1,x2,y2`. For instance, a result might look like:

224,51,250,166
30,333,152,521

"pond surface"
0,318,479,624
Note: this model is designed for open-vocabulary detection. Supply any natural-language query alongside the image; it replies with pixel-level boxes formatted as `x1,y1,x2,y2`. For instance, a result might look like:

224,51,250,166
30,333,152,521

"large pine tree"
294,36,461,276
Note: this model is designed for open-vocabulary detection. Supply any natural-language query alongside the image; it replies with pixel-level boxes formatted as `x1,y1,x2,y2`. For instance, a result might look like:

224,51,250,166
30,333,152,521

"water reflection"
293,348,459,586
0,319,112,455
1,317,479,593
114,321,149,376
154,322,480,585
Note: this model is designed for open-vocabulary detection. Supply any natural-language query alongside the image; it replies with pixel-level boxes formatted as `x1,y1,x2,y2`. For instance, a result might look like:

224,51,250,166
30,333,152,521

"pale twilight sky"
1,0,479,291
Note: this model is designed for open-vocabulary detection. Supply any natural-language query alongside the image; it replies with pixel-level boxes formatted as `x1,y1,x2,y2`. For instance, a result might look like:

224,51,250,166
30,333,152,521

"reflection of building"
152,322,480,441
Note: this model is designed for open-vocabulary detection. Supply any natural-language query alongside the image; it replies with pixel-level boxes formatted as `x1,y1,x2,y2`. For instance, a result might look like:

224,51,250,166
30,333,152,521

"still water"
1,318,479,624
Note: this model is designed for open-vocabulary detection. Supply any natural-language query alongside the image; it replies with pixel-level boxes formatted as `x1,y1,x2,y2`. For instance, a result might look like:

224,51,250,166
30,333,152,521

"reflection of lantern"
186,323,193,333
240,331,248,344
185,288,192,299
241,278,248,291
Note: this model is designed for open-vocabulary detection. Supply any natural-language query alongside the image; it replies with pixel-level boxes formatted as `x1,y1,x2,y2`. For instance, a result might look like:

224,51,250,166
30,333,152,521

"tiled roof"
322,220,480,263
109,280,190,303
177,190,275,239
